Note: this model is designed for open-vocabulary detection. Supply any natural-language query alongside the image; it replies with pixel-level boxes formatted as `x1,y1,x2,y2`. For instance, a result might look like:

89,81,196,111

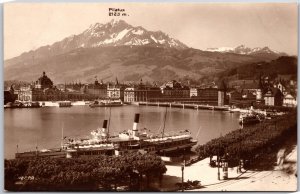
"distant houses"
228,76,297,108
4,72,297,108
283,93,297,107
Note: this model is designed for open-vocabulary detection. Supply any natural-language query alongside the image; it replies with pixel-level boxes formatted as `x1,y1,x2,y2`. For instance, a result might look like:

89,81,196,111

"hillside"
4,20,287,84
5,45,278,84
218,56,297,82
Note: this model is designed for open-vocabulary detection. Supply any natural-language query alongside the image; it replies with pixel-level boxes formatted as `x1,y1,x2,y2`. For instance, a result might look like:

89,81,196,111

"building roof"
284,93,296,100
229,79,262,90
264,87,283,97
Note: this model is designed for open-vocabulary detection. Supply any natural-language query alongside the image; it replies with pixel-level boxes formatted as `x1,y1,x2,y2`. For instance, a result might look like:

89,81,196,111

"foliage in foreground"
5,152,166,191
195,111,297,167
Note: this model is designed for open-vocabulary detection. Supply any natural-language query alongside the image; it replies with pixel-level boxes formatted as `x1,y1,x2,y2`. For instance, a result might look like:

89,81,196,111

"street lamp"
181,161,185,192
217,156,220,180
217,133,221,180
221,155,229,180
237,127,242,174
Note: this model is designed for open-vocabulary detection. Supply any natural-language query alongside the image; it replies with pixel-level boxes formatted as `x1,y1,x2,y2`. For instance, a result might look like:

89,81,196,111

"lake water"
4,105,240,159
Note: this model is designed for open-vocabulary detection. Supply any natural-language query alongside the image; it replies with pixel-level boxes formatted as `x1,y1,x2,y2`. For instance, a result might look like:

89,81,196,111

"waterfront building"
83,79,107,99
264,88,283,106
146,87,162,101
32,87,66,101
107,84,125,100
217,80,228,106
65,82,84,92
188,87,220,104
19,86,66,102
4,86,17,104
34,71,53,89
124,84,161,103
274,81,287,95
164,80,182,88
124,87,135,103
162,86,190,98
197,88,218,102
17,71,69,101
256,88,263,102
231,79,262,95
65,90,86,101
161,80,190,99
134,87,148,102
283,93,297,107
18,85,33,101
218,91,225,106
190,88,198,97
228,90,257,106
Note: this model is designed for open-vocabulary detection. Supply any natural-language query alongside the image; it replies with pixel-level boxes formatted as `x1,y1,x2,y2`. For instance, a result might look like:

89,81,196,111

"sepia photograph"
3,2,298,192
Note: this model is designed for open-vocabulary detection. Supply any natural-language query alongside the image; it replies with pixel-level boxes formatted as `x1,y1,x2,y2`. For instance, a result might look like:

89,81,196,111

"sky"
4,3,298,59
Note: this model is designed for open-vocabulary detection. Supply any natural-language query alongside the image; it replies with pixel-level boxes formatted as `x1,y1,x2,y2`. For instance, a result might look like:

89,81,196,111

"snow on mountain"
132,29,144,35
205,45,285,56
5,19,188,64
76,19,188,49
206,47,234,52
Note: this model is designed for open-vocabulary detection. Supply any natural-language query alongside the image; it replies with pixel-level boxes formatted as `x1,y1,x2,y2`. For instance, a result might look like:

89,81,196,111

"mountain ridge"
5,19,188,67
206,44,286,56
4,20,289,84
4,45,281,83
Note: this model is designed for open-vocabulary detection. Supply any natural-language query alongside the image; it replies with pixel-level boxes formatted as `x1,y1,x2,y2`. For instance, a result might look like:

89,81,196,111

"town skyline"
4,3,297,192
4,3,298,60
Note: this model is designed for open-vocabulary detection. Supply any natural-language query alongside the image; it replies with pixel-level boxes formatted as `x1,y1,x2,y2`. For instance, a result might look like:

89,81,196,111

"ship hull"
15,140,197,159
89,104,123,108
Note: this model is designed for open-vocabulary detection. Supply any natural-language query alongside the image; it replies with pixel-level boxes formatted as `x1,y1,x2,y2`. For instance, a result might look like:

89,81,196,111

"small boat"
89,99,123,108
4,101,41,108
58,101,72,107
239,113,261,125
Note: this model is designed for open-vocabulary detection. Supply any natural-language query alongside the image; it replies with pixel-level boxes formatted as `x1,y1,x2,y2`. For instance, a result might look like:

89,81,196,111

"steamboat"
15,113,198,159
89,99,123,108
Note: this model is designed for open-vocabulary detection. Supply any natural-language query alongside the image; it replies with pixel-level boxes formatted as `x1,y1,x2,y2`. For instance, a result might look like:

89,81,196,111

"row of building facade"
4,72,297,107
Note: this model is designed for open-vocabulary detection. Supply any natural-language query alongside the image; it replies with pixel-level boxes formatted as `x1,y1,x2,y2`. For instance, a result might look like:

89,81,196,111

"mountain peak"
62,20,188,50
109,19,126,26
206,45,286,56
236,44,246,49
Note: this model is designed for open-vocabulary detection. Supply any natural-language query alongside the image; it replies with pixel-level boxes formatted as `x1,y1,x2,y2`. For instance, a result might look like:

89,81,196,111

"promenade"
158,146,297,191
138,102,229,111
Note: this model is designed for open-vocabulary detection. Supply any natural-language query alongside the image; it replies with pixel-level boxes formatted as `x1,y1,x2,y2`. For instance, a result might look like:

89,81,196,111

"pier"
138,102,230,111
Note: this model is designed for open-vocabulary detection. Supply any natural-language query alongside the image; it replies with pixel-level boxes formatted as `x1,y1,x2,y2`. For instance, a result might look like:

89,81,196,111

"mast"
107,107,112,140
162,106,167,138
36,136,38,157
61,123,64,149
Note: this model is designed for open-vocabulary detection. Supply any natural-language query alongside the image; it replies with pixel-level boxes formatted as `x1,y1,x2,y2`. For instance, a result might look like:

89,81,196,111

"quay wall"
138,102,229,111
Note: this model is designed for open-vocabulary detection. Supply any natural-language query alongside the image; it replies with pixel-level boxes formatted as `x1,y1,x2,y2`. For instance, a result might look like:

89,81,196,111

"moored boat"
89,99,123,108
4,101,41,109
58,101,72,107
239,113,261,125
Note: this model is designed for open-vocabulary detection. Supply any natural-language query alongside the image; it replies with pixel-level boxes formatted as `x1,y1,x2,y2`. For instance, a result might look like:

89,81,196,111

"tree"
5,153,167,191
